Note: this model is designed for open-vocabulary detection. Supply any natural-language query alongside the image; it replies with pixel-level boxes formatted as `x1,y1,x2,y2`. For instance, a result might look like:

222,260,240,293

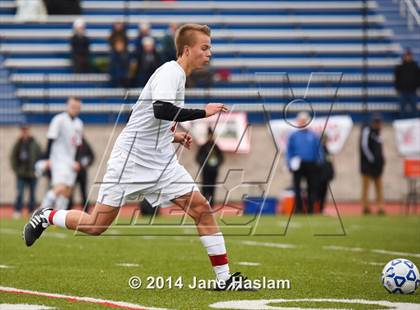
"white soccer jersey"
47,112,83,167
115,60,186,169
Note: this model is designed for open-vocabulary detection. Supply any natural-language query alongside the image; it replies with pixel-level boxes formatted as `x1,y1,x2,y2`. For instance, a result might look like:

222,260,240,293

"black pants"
68,170,88,211
318,180,329,212
15,177,37,213
292,162,319,214
201,169,218,207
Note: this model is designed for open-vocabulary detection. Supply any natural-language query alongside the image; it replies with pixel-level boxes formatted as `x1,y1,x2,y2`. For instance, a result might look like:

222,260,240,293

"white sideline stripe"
240,240,297,249
371,249,420,258
0,286,168,310
44,232,67,239
324,245,420,258
0,265,14,269
116,263,140,267
236,262,261,266
0,228,19,235
276,221,303,228
323,245,364,252
0,304,55,310
209,298,420,309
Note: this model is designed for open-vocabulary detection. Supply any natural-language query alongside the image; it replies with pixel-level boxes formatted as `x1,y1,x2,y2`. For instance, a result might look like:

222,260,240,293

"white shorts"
97,148,199,207
51,163,77,187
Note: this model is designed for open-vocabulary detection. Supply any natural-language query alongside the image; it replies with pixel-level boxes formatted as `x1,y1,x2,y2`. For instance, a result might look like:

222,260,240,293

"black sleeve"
84,139,95,166
153,100,206,122
75,145,81,162
45,139,54,159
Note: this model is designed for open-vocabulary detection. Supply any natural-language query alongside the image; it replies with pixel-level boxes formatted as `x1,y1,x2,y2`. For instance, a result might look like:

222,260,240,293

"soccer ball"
381,258,420,294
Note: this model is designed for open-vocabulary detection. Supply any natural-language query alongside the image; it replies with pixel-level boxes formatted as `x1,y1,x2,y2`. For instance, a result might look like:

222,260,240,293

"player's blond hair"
175,24,211,57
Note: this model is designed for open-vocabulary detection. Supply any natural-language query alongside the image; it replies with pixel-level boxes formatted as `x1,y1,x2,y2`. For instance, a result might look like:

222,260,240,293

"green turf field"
1,215,419,309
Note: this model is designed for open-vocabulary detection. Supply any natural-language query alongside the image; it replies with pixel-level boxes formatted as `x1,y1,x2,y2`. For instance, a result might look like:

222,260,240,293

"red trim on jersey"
209,254,228,266
48,210,57,224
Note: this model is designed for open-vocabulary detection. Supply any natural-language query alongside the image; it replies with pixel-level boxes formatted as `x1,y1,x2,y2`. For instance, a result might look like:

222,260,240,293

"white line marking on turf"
45,232,67,239
236,262,261,266
141,236,157,240
323,245,364,252
352,259,385,266
0,228,19,235
371,249,420,258
0,265,14,269
116,263,141,268
324,245,420,258
0,286,168,310
209,298,420,309
367,262,385,266
240,241,297,249
276,221,303,228
0,304,55,310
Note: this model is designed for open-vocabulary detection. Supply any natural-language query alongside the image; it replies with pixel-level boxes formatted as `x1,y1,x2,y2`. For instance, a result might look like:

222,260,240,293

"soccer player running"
24,24,250,290
37,97,83,211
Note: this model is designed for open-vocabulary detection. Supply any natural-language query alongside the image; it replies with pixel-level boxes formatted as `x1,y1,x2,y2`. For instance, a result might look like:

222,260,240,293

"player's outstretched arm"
153,100,205,122
153,101,228,122
204,103,228,117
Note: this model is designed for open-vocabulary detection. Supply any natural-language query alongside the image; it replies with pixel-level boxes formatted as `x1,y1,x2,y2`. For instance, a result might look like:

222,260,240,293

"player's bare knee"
190,202,213,221
86,226,108,236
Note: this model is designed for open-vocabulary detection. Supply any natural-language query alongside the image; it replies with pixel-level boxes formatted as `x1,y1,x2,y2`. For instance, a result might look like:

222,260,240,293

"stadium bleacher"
0,0,418,124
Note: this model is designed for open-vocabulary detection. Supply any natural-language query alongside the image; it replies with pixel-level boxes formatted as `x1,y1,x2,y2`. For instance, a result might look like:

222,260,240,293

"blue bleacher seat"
0,0,418,124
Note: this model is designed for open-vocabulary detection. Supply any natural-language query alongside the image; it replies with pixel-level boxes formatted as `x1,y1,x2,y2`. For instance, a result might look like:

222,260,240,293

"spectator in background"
360,114,385,215
70,18,90,73
109,21,128,52
10,126,42,218
15,0,47,21
195,128,224,207
133,22,152,60
68,137,95,211
133,37,161,87
317,134,334,213
109,37,130,88
286,112,323,214
43,0,81,15
160,23,177,63
186,66,214,88
394,49,420,119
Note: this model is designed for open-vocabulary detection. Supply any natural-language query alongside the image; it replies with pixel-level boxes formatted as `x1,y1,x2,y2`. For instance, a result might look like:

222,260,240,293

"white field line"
0,286,168,310
240,240,297,249
115,263,141,267
209,298,420,310
236,262,261,266
0,304,55,310
323,245,420,258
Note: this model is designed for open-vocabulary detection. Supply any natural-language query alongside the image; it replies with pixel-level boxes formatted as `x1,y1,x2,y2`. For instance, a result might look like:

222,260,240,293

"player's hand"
73,161,81,172
45,160,51,169
174,132,193,149
205,103,228,117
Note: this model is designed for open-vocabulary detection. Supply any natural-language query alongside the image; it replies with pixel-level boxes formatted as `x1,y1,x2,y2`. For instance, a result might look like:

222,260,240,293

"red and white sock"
43,209,68,228
200,232,230,281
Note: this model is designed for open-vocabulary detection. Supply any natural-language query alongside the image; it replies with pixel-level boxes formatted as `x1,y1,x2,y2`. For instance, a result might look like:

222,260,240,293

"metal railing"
397,0,420,31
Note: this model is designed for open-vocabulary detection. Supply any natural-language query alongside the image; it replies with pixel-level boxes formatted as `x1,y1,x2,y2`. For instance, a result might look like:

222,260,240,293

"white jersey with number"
47,112,83,169
115,60,186,169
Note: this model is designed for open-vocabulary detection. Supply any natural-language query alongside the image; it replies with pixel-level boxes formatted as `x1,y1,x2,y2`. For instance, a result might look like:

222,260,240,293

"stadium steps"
375,0,420,61
0,55,25,125
0,43,402,56
0,0,410,123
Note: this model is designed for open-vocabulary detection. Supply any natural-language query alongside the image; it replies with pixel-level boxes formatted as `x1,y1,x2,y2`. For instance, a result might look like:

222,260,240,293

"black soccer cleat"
23,208,51,247
215,272,257,291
